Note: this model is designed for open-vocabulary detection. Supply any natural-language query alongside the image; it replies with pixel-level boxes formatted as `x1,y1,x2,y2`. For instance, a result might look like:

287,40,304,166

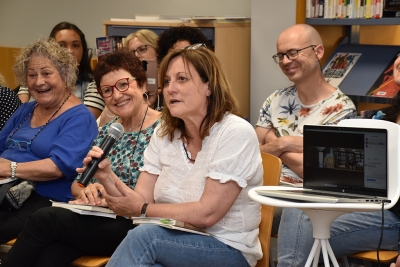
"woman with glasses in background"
2,49,161,267
0,38,98,244
86,44,263,267
18,21,105,119
98,29,160,127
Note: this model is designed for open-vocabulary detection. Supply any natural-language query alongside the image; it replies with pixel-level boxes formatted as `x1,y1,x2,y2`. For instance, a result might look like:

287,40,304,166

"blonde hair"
123,29,158,49
0,73,7,87
13,38,78,90
158,46,240,141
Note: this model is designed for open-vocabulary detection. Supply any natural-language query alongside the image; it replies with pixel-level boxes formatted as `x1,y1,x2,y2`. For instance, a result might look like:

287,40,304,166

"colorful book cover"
322,52,362,88
96,37,113,58
366,51,400,98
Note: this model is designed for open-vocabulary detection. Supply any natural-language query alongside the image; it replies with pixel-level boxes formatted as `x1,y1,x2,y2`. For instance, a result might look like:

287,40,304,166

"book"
131,217,210,236
51,201,115,214
65,207,117,219
96,36,124,58
322,52,362,88
96,37,113,58
0,177,18,185
366,51,400,98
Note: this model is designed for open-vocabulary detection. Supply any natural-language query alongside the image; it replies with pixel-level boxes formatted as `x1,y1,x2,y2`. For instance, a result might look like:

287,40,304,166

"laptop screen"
303,125,388,197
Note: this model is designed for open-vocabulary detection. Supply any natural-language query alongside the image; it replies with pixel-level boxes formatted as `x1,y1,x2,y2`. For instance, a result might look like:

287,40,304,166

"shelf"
323,43,400,105
306,18,400,25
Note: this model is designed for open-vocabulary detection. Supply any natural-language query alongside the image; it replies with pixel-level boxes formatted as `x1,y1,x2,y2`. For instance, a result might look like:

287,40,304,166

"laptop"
256,125,389,203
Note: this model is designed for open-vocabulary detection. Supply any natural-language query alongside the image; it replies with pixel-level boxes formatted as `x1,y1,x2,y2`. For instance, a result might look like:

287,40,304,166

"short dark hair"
93,49,147,92
157,24,211,64
49,21,93,82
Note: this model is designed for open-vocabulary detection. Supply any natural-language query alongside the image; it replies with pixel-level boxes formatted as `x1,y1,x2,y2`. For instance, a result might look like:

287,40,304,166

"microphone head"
108,122,124,139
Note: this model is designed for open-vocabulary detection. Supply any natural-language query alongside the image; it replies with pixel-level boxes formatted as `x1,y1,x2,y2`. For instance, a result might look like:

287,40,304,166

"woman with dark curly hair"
156,24,211,64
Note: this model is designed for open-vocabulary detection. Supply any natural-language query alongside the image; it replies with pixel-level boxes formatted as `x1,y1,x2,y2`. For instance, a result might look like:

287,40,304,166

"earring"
142,93,149,104
207,95,211,106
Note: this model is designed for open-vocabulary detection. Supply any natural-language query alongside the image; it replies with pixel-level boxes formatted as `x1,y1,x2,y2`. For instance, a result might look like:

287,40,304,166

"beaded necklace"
182,138,196,163
119,105,149,155
7,92,71,143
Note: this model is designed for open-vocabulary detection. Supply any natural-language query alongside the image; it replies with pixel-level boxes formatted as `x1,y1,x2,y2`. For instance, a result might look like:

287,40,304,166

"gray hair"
13,38,78,90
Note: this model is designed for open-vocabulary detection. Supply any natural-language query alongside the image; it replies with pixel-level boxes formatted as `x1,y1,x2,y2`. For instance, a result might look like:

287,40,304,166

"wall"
0,0,250,49
1,0,296,126
250,0,297,125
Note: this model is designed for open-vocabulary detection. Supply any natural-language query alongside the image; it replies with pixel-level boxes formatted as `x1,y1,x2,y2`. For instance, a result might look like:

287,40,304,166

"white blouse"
141,113,263,267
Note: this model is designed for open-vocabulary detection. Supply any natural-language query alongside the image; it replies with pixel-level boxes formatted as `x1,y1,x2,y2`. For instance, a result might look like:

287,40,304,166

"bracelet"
10,162,17,178
140,203,149,217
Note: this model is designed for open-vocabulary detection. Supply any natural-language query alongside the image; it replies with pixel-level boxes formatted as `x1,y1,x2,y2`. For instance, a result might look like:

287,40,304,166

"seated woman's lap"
107,224,250,267
0,191,51,243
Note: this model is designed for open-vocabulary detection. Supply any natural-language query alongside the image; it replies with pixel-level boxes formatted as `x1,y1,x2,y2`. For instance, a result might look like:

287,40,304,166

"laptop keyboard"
285,190,363,199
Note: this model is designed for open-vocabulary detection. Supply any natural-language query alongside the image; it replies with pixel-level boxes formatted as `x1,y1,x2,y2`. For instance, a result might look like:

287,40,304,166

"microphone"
78,122,124,187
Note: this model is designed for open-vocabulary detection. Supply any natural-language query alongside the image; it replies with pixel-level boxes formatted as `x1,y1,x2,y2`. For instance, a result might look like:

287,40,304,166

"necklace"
8,92,71,143
120,105,149,155
182,138,195,162
105,107,116,118
121,106,148,132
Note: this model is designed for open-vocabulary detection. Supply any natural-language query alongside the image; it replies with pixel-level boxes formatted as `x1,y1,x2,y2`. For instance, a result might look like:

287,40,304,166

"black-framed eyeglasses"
97,77,136,98
132,45,148,55
185,43,207,50
272,45,316,64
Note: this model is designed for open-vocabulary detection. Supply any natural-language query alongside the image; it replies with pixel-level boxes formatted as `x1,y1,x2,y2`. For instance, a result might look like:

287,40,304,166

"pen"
97,190,102,198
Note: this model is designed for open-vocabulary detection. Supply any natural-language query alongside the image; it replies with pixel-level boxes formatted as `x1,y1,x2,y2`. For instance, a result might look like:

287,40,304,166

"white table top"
249,186,390,212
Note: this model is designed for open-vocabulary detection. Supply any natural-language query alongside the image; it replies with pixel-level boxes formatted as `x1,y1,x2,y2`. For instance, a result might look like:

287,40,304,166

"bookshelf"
97,20,251,119
296,0,400,112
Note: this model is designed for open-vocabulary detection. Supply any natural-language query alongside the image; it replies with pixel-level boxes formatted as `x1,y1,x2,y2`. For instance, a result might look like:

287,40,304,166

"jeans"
277,208,400,267
106,224,250,267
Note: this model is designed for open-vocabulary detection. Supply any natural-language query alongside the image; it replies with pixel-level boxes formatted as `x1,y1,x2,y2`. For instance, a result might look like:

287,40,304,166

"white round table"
249,186,389,267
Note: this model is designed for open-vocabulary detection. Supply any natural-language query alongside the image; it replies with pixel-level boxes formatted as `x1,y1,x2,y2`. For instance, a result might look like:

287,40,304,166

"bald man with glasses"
255,24,356,190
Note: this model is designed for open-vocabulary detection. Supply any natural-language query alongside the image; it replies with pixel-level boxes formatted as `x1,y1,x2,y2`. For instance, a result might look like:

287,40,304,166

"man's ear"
315,45,324,60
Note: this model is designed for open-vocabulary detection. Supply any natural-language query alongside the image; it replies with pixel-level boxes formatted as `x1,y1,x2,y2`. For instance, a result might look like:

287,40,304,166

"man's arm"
256,126,304,177
280,151,303,178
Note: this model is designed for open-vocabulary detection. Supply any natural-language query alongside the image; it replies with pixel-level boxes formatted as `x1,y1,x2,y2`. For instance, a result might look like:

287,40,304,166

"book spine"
365,0,371,18
318,0,325,17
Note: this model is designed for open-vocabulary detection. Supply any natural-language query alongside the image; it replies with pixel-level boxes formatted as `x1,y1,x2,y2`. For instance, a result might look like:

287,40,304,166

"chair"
71,256,110,267
344,251,398,267
256,152,282,267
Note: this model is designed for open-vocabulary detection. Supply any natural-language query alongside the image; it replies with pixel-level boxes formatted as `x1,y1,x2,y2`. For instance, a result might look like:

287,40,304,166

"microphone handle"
78,135,117,187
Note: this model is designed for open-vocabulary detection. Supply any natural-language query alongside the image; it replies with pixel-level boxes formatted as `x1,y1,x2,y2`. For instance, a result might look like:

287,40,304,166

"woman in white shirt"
83,43,263,267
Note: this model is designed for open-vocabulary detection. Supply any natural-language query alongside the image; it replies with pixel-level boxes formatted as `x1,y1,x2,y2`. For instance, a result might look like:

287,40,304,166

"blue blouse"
0,102,98,202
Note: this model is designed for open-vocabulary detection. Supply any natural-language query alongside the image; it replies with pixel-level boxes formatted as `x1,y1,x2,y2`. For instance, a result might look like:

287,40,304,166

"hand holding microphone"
78,122,124,187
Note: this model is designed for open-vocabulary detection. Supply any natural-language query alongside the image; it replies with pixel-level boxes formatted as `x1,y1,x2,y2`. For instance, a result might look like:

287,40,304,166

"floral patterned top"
79,118,160,189
256,85,356,184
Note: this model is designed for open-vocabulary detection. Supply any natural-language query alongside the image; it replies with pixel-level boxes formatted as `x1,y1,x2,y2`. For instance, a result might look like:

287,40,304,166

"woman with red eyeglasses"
1,49,160,267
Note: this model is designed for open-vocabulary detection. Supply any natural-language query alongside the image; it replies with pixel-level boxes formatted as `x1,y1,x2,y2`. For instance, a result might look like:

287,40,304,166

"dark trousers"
0,191,51,244
2,206,135,267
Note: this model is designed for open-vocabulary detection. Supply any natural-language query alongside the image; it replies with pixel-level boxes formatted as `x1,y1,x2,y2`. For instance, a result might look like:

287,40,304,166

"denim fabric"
106,224,251,267
277,208,400,267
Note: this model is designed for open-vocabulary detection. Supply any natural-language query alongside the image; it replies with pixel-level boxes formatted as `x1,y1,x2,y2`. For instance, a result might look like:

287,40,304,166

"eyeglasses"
6,138,31,151
185,43,207,50
272,45,316,64
98,77,136,98
131,45,148,55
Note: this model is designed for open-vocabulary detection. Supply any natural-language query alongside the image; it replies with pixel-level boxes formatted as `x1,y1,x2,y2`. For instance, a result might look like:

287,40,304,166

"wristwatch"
10,162,17,178
140,203,149,217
